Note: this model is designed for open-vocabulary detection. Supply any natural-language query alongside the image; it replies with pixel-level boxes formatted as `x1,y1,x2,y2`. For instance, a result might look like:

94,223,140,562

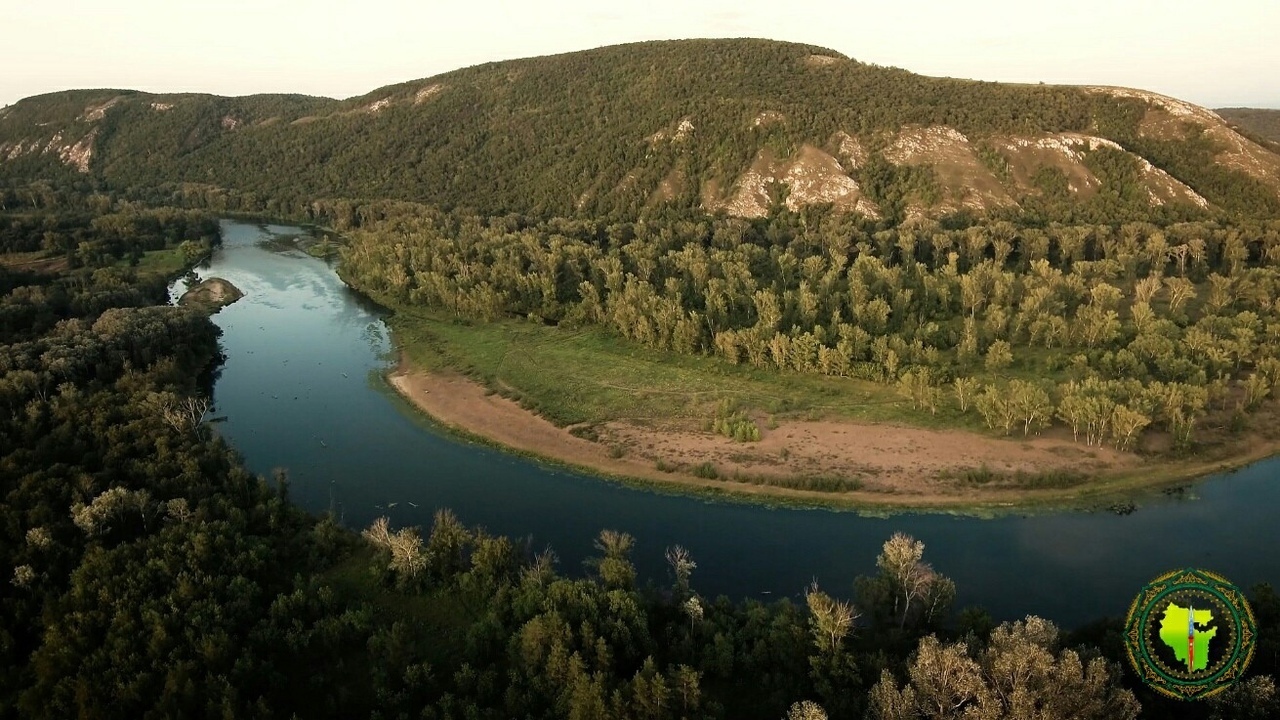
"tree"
975,385,1018,435
983,340,1013,372
952,377,980,413
71,487,152,536
868,533,956,630
665,544,696,596
1164,276,1197,318
1009,380,1053,437
590,529,637,590
1242,372,1272,410
363,517,427,584
805,582,858,655
867,617,1140,720
1208,675,1280,720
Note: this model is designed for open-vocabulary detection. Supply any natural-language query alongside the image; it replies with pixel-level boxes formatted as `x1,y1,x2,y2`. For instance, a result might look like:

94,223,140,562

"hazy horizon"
4,0,1279,110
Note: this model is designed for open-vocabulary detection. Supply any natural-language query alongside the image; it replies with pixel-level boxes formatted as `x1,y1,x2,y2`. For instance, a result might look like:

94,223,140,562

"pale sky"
4,0,1278,109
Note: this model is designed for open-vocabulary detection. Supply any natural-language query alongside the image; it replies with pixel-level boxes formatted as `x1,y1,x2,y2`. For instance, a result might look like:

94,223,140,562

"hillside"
2,39,1280,223
1217,107,1280,148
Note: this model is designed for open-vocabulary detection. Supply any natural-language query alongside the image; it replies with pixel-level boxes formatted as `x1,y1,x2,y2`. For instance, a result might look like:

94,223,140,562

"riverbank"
389,353,1153,509
378,309,1280,510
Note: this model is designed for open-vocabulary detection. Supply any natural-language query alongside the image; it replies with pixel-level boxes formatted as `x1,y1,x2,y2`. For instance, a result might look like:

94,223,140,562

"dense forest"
339,201,1280,460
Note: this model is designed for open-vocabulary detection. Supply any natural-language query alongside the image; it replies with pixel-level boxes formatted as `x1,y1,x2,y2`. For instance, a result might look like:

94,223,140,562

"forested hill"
3,38,1280,223
1217,108,1280,148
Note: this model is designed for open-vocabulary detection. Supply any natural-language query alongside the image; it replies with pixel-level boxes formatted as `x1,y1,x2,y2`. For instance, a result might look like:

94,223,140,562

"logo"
1124,568,1257,700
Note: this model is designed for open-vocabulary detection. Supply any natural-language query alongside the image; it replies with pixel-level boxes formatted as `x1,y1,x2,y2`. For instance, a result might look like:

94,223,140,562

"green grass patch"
387,308,974,431
122,248,189,277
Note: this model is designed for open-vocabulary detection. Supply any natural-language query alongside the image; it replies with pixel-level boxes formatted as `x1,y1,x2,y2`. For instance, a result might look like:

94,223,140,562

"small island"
179,277,244,311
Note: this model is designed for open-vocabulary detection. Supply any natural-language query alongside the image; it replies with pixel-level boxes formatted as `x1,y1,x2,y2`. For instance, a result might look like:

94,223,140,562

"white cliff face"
1087,86,1280,196
993,132,1208,208
886,126,1017,213
363,98,393,114
59,130,98,173
414,84,444,104
752,111,785,128
648,118,696,144
884,126,973,164
705,145,881,220
0,129,98,173
834,132,867,170
79,97,123,122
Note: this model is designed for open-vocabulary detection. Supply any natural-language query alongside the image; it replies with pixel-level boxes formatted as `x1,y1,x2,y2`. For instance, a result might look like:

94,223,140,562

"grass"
113,247,191,279
389,308,975,432
731,472,864,493
946,465,1090,490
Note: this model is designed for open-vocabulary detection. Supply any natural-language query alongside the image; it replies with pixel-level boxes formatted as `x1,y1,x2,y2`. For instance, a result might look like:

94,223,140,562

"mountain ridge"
2,38,1278,223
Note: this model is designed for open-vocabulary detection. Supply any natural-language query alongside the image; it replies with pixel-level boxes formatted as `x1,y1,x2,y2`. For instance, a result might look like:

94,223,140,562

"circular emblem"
1123,568,1256,700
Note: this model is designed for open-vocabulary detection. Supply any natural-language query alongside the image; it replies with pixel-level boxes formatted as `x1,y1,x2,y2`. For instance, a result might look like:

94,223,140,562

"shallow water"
180,220,1280,626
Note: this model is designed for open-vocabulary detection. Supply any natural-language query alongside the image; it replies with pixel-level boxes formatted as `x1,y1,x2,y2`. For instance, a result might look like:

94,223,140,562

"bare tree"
665,544,696,595
521,545,558,586
363,516,426,581
158,394,210,435
805,582,858,655
877,533,953,629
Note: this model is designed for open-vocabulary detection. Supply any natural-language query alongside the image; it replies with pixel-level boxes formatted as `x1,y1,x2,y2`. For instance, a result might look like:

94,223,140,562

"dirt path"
386,358,1151,507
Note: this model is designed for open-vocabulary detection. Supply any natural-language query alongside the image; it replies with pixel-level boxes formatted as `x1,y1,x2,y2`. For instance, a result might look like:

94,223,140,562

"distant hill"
1216,108,1280,148
2,39,1279,223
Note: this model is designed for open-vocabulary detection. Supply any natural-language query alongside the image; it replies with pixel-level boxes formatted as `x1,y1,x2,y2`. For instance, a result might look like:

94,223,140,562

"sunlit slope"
2,39,1278,221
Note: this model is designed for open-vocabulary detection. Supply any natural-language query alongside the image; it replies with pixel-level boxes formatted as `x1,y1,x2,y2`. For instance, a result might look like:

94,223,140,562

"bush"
692,462,719,479
711,400,762,442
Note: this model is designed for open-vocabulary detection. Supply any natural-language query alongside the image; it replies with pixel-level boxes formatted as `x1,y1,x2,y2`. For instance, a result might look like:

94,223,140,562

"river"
174,220,1280,627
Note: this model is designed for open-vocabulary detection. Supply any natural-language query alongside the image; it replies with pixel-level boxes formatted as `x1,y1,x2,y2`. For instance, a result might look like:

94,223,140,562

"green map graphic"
1159,603,1217,672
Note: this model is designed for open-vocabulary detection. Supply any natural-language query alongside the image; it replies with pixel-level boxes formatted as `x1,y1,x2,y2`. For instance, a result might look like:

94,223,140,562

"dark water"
178,220,1280,627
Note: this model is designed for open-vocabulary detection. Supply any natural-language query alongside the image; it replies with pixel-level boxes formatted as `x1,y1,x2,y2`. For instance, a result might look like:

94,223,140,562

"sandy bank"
386,357,1156,508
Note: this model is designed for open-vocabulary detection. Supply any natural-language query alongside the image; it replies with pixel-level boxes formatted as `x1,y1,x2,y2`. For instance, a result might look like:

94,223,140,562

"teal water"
179,220,1280,627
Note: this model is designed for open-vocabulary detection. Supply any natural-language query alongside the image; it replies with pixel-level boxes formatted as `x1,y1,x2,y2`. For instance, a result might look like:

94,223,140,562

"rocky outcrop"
179,277,244,311
705,145,880,219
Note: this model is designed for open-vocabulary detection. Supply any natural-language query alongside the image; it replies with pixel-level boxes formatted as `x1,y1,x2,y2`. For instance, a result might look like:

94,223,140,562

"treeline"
0,204,218,260
341,205,1280,453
